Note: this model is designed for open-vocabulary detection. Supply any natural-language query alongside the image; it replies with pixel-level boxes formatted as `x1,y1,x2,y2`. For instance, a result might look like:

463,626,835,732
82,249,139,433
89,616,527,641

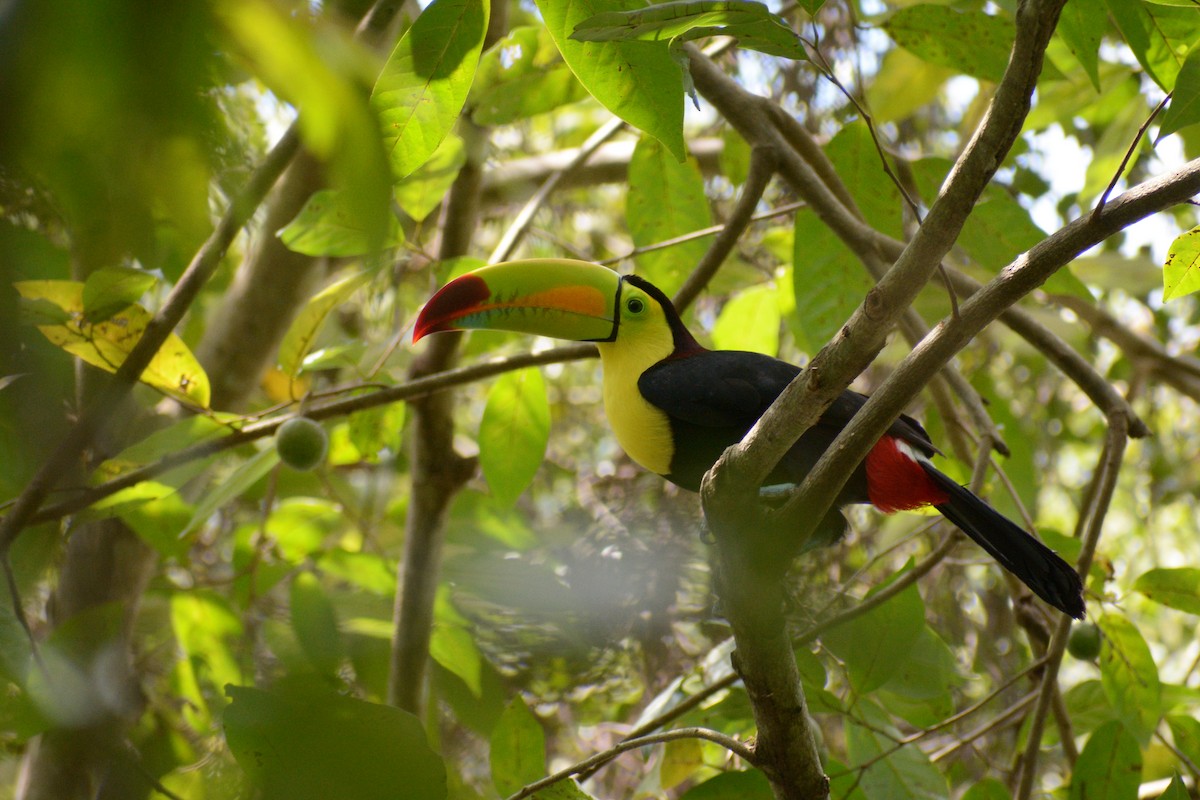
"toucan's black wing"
638,350,937,454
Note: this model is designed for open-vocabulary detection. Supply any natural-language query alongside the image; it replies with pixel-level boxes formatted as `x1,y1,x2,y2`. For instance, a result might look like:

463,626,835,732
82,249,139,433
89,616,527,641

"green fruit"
276,417,328,471
1067,622,1102,661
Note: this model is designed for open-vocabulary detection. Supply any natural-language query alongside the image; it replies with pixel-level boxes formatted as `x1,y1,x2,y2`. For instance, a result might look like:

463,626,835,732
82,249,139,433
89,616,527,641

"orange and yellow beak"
414,259,622,343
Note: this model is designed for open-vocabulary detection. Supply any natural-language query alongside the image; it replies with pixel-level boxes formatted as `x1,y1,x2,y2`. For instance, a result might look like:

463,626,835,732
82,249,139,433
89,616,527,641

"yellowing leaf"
1163,225,1200,301
15,280,211,407
278,271,374,384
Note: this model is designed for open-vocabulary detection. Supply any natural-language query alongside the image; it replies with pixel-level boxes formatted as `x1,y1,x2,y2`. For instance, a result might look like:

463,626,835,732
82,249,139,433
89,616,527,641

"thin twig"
597,201,804,270
490,116,627,264
505,727,756,800
1015,412,1129,800
1092,93,1171,220
674,145,779,312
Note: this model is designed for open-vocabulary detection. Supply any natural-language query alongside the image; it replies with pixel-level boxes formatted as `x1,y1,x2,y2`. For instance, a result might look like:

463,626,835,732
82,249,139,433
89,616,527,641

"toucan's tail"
921,464,1086,619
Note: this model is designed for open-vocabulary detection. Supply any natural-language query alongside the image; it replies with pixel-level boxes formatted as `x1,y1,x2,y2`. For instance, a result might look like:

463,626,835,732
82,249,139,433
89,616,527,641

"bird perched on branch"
415,258,1085,619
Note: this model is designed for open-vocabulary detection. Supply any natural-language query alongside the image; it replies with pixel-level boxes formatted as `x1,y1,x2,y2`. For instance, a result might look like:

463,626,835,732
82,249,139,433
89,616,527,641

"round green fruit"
1067,622,1102,661
276,417,328,472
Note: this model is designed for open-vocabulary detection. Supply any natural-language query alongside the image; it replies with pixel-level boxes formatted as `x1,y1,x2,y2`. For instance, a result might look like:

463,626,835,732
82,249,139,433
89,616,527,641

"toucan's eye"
626,297,646,315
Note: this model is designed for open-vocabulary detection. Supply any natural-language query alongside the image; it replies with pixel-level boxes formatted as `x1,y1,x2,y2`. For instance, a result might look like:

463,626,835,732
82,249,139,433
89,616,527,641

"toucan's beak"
414,259,622,343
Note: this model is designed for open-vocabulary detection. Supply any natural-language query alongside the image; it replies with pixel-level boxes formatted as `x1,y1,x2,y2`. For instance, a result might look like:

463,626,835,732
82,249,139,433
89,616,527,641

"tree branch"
1015,411,1128,799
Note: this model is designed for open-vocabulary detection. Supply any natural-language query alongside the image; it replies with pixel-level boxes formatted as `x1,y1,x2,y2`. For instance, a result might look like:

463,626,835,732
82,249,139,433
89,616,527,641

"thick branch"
780,157,1200,528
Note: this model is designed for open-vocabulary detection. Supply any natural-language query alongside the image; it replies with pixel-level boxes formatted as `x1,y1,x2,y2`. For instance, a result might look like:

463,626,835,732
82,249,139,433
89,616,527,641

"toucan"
414,259,1086,619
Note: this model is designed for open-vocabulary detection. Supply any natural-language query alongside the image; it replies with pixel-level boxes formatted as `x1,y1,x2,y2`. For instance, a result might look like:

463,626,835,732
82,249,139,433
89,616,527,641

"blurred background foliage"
1,0,1199,797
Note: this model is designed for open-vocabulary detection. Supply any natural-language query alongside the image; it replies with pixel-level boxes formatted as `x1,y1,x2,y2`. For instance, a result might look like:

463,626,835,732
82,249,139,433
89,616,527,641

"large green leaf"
1097,612,1162,745
712,283,781,355
844,697,949,800
791,212,874,351
1160,44,1200,138
394,134,467,221
1069,720,1142,800
1102,0,1194,90
290,572,344,676
821,567,925,693
680,769,773,799
535,0,686,160
1163,225,1200,300
478,368,550,506
1133,566,1200,613
430,623,483,698
827,123,903,238
490,697,546,795
571,0,806,60
280,190,405,257
883,5,1014,83
1056,0,1107,90
626,135,713,294
15,280,211,408
372,0,489,179
225,684,446,800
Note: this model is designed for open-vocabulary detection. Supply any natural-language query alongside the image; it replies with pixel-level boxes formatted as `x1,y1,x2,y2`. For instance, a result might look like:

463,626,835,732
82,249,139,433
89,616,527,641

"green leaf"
372,0,489,179
1057,0,1107,90
104,484,196,558
626,135,714,295
13,280,211,407
1163,225,1200,300
225,685,447,800
535,0,686,160
1160,775,1191,800
711,283,781,355
478,368,550,506
571,1,807,60
430,624,483,698
1069,720,1142,800
1133,566,1200,613
490,697,545,796
94,414,233,483
346,402,406,462
821,566,925,693
1097,612,1162,745
680,769,774,799
962,779,1013,800
878,625,962,725
82,267,158,324
172,592,245,700
394,135,467,222
844,697,949,800
278,271,374,382
1161,45,1200,138
1167,714,1200,765
290,572,344,676
883,5,1014,84
280,190,404,257
181,446,280,538
790,213,874,351
826,122,903,238
1102,0,1193,90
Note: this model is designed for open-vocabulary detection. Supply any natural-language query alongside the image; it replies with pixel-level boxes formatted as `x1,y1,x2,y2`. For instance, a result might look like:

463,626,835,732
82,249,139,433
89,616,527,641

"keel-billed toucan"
414,259,1085,619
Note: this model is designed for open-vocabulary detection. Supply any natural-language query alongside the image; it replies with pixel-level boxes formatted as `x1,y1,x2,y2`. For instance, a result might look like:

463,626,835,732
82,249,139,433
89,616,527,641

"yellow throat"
595,323,677,477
